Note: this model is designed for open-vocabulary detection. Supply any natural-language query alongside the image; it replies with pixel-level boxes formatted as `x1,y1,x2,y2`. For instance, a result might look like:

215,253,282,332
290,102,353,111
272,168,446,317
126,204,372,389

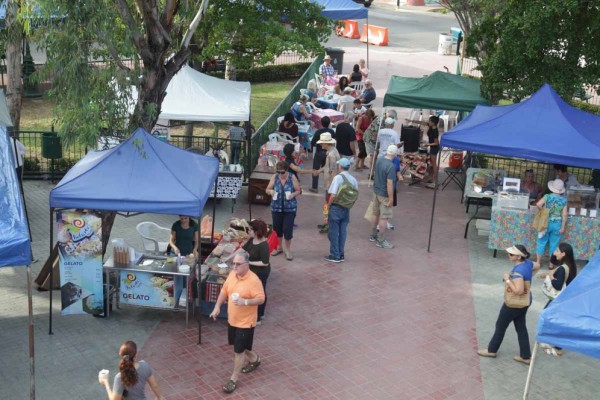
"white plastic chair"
268,132,296,143
408,109,421,122
136,222,170,254
439,110,459,132
349,81,364,96
277,116,284,125
362,99,376,108
314,73,324,90
205,148,229,165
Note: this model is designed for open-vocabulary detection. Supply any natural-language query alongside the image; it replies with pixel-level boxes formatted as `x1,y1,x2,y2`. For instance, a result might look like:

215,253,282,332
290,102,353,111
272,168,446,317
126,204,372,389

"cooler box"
249,167,274,205
449,152,464,168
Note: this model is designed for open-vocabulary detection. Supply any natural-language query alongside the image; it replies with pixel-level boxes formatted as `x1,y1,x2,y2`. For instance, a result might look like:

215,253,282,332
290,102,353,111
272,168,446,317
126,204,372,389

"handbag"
542,265,570,300
504,272,531,308
532,206,549,231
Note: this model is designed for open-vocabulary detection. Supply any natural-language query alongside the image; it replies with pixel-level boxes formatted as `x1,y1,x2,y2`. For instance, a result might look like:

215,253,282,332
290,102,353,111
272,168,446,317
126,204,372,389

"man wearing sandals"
210,251,265,394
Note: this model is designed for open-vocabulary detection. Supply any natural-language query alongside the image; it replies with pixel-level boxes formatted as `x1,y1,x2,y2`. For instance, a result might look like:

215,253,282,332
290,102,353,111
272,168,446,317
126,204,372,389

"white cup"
231,293,240,302
272,191,278,200
285,191,292,200
98,369,109,383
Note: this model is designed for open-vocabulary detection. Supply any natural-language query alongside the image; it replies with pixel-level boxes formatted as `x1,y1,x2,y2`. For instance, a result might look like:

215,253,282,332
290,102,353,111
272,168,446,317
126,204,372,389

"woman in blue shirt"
536,179,568,269
478,244,534,365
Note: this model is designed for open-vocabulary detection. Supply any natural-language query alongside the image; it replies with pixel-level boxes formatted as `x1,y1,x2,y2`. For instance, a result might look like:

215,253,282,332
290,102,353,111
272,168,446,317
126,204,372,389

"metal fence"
472,154,594,187
250,56,323,163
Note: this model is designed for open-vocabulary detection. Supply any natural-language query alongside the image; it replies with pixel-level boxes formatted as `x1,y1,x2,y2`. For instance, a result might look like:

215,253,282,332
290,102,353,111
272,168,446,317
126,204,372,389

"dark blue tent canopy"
537,251,600,359
50,128,219,217
0,126,32,267
441,84,600,169
311,0,368,20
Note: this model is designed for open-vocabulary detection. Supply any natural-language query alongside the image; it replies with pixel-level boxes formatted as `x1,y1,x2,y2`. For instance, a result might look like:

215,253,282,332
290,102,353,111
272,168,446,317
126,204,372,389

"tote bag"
532,207,549,231
504,272,531,308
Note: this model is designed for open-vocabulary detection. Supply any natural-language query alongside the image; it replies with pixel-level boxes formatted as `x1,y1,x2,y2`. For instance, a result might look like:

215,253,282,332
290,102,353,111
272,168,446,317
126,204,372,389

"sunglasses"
277,170,286,174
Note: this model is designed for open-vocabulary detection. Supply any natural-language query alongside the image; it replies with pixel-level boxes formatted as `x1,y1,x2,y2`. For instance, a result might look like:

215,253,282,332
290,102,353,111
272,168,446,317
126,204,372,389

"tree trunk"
225,59,236,81
5,0,23,133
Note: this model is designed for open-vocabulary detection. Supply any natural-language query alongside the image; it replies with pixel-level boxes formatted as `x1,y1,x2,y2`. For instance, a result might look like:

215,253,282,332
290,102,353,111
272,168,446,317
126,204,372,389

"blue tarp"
50,128,219,217
0,126,32,267
441,84,600,169
312,0,368,20
537,251,600,359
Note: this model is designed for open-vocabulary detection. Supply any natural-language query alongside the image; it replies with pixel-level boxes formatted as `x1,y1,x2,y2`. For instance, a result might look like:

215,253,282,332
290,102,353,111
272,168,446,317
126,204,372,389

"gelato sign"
57,211,104,316
120,272,175,309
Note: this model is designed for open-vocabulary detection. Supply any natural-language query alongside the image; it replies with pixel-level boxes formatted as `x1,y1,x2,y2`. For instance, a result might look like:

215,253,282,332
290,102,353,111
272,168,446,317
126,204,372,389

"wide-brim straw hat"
317,132,336,144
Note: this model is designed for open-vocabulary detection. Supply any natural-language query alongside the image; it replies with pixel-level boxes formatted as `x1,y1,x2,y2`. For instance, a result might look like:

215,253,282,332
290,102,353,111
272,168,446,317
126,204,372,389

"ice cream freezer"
102,253,198,327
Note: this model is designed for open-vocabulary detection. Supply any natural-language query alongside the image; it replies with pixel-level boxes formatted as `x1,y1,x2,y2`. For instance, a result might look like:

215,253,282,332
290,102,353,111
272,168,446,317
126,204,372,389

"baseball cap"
386,145,398,155
337,158,351,168
385,117,395,125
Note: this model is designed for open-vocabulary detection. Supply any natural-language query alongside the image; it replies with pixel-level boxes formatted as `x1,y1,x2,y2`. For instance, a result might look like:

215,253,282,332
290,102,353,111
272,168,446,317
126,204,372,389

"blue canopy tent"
427,84,600,252
48,128,219,336
522,252,600,398
312,0,368,20
0,95,35,398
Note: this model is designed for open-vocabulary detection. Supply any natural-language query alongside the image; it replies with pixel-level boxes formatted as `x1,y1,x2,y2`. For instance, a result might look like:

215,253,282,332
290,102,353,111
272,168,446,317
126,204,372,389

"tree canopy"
27,0,332,145
465,0,600,103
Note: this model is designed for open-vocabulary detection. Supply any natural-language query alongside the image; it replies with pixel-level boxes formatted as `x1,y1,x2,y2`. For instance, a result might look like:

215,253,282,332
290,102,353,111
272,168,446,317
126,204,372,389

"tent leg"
27,264,36,400
523,342,539,399
48,208,54,335
247,115,252,221
366,15,369,68
427,151,443,252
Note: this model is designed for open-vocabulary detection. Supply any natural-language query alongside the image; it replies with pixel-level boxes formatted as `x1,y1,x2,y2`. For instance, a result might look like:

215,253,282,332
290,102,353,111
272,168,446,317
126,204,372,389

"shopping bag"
532,207,549,231
266,231,280,254
364,200,374,221
504,272,531,308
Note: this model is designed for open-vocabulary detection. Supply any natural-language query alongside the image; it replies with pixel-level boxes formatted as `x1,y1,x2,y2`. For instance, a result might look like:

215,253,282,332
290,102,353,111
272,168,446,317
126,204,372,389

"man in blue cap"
324,158,359,262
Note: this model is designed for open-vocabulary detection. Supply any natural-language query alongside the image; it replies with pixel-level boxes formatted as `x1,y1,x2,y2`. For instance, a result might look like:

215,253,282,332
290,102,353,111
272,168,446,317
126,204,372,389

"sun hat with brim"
324,55,332,60
506,246,526,258
547,178,565,194
317,132,336,145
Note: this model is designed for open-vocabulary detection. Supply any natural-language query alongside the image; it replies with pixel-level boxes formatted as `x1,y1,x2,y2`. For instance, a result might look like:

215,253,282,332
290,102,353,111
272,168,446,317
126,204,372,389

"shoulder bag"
542,265,570,300
504,272,531,308
532,203,549,231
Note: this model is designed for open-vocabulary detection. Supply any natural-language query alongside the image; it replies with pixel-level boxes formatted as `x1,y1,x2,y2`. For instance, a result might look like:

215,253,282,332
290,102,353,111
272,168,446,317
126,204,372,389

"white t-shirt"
328,171,359,195
376,128,400,157
11,138,27,167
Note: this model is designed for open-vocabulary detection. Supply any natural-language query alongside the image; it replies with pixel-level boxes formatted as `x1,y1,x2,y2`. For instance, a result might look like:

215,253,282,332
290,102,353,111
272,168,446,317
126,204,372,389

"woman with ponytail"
100,340,161,399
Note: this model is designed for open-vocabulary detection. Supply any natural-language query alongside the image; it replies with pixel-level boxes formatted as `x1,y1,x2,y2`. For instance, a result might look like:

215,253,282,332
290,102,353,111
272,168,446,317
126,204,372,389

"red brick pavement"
140,173,484,399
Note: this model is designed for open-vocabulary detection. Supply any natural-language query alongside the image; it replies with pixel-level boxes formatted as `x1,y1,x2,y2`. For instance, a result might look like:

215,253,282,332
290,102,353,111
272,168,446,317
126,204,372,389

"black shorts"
271,211,296,240
429,146,439,156
393,187,397,207
228,324,255,354
357,140,367,159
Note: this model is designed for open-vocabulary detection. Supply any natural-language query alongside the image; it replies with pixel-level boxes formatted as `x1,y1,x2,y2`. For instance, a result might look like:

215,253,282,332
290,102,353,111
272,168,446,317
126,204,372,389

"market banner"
120,271,175,309
57,211,104,316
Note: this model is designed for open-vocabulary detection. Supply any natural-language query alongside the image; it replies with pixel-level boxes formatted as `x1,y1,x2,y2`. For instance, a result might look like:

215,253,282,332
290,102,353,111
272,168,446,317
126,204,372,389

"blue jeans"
328,204,350,260
536,219,562,256
488,304,531,359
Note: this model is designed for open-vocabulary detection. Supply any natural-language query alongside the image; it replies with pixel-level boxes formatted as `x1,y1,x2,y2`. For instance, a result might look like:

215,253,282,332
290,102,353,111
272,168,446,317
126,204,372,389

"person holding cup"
266,161,301,260
210,251,265,394
242,219,271,324
169,215,198,307
99,340,162,399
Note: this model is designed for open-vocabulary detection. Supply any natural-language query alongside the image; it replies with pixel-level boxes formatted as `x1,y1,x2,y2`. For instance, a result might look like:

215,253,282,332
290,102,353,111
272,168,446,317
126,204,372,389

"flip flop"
271,249,283,256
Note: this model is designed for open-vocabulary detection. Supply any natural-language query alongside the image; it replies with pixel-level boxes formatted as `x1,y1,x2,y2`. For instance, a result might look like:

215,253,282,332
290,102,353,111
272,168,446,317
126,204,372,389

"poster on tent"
120,271,175,309
56,210,104,316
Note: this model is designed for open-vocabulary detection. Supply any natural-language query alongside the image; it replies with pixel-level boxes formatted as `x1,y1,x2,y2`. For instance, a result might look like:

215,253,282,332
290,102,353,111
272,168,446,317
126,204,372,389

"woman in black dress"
350,64,362,83
242,219,271,323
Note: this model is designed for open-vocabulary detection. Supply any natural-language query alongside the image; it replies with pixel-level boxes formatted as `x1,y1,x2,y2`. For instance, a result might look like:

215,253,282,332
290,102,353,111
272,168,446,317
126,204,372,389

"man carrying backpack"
324,158,359,263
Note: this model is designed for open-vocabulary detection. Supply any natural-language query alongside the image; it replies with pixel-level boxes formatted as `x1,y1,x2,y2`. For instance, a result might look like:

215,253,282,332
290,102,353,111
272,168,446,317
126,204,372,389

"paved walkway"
2,13,600,399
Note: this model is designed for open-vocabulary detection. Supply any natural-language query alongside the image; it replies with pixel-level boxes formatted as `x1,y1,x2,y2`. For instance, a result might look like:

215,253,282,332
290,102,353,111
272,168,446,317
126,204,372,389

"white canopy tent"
127,65,251,122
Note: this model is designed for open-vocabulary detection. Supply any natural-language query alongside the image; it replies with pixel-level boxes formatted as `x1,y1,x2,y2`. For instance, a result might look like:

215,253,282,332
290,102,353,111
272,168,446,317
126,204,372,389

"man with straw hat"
319,54,335,80
314,132,340,233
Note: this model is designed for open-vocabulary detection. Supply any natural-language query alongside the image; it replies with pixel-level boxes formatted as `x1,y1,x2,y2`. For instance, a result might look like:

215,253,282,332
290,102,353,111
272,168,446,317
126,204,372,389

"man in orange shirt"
210,251,265,394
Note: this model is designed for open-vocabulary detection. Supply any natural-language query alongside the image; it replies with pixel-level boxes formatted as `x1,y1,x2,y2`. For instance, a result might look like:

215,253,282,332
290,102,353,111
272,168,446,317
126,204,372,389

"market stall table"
208,169,244,212
310,109,344,129
489,205,600,260
258,141,305,167
316,94,340,110
400,151,429,186
102,254,198,327
463,168,506,239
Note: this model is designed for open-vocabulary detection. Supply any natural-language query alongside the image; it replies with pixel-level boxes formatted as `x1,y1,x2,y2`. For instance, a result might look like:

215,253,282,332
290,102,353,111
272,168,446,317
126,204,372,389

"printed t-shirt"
543,194,567,221
221,270,265,328
376,128,400,157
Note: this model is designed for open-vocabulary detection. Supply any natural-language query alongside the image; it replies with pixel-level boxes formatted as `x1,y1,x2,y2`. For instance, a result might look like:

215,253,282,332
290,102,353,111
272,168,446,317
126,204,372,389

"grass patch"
19,80,296,135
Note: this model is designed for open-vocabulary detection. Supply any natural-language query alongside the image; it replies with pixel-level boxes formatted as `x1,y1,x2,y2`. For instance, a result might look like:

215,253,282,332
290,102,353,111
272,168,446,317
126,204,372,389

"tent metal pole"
48,208,54,335
27,264,36,399
427,150,443,252
247,111,252,221
523,342,539,399
366,15,369,68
